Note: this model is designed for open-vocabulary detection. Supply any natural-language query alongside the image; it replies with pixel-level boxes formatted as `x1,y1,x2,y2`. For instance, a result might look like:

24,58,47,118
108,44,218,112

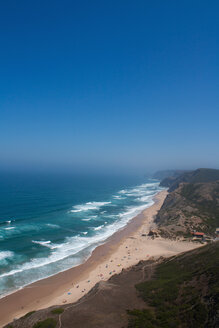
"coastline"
0,190,199,327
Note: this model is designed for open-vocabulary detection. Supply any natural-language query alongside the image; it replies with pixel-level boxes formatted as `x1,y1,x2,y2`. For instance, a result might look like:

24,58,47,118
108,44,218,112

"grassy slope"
156,180,219,238
180,182,219,234
128,242,219,328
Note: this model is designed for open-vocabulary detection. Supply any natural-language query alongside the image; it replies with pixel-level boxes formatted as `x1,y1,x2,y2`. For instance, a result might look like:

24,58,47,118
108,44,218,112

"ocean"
0,172,163,297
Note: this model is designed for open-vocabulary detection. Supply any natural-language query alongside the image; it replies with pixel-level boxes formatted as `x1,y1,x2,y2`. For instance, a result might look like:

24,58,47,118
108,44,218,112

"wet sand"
0,190,199,327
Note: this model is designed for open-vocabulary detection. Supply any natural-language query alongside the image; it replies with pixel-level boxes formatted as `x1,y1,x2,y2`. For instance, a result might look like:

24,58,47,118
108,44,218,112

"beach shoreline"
0,190,199,327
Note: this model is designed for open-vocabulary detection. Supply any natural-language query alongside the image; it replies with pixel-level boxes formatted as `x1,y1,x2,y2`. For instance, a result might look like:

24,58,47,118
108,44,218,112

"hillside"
153,170,188,181
155,168,219,238
128,241,219,328
160,168,219,191
5,243,219,328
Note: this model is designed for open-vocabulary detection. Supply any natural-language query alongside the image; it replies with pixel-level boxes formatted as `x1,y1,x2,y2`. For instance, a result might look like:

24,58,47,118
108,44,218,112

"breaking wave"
0,251,14,261
70,201,111,213
93,225,104,231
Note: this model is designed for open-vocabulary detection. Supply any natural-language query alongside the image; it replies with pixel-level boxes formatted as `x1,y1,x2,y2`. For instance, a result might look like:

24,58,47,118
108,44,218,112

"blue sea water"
0,172,162,297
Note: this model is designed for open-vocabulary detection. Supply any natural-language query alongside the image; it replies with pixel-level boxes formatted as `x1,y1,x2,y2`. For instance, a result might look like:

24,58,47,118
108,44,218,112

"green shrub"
51,307,64,314
128,242,219,328
33,318,57,328
22,310,36,318
128,308,158,328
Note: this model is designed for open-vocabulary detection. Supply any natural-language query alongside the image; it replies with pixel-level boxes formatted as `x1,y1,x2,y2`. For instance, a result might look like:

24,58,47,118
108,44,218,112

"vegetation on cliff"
156,169,219,238
128,242,219,328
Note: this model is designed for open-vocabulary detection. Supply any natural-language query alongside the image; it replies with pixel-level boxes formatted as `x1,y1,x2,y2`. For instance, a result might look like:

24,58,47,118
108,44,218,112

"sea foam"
93,225,104,231
71,201,111,213
0,251,14,261
46,223,60,229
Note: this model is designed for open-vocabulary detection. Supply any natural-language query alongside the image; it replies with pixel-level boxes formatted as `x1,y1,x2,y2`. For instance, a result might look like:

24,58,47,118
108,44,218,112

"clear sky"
0,0,219,174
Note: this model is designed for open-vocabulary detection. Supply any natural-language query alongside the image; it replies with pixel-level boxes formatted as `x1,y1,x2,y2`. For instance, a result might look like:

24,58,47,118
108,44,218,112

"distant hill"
153,169,189,181
160,168,219,191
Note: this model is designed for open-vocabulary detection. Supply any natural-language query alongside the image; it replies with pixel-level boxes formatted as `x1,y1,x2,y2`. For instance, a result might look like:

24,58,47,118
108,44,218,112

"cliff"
156,168,219,238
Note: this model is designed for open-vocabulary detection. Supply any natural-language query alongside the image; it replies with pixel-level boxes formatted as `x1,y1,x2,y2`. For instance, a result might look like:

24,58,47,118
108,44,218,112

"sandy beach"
0,190,199,327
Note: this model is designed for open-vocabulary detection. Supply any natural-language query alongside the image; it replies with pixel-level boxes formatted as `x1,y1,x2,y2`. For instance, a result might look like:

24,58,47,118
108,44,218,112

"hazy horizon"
1,1,219,173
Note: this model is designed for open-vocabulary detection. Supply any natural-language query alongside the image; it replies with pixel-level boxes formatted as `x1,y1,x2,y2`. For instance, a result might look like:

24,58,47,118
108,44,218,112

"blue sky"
0,0,219,173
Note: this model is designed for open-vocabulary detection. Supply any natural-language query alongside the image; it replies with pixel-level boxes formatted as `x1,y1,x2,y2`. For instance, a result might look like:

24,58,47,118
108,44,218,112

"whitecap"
32,240,52,248
93,225,104,231
70,209,82,213
113,195,125,200
0,251,14,261
32,240,51,244
0,219,15,226
71,201,111,213
118,189,128,194
46,223,60,229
